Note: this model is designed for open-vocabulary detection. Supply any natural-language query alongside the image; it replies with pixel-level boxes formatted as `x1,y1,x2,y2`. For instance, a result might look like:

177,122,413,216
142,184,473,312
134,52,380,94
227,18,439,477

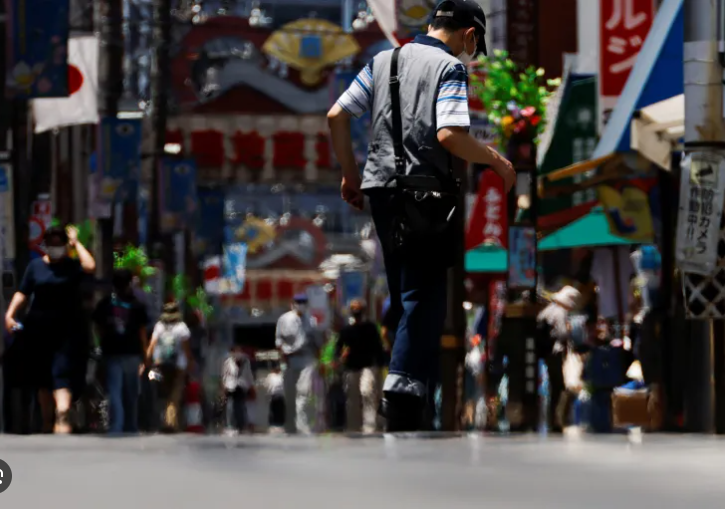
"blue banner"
508,226,537,289
98,117,142,202
6,0,70,98
160,158,198,232
195,187,224,256
221,242,248,295
338,271,365,311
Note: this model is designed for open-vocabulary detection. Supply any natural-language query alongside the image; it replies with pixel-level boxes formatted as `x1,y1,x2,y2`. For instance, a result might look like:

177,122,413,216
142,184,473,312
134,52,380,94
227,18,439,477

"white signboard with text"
676,153,725,275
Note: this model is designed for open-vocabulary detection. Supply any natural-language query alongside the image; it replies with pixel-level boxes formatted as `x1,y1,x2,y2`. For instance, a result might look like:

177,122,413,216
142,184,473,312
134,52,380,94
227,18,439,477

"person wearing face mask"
92,269,149,434
5,225,96,434
335,300,385,433
275,294,323,434
328,0,515,431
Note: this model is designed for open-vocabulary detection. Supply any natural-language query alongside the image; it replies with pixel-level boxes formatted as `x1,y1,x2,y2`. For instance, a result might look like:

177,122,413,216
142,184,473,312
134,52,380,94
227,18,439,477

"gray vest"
361,43,462,190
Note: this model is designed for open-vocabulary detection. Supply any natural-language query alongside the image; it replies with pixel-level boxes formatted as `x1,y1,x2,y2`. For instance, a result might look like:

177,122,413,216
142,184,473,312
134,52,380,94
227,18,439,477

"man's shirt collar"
412,34,454,55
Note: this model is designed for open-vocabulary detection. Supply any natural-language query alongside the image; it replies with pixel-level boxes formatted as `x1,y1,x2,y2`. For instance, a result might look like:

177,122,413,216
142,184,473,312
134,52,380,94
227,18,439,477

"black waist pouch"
387,174,460,268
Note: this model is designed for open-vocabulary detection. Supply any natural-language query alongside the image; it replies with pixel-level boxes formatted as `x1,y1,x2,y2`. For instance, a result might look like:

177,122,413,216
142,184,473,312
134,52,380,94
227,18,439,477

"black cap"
431,0,488,56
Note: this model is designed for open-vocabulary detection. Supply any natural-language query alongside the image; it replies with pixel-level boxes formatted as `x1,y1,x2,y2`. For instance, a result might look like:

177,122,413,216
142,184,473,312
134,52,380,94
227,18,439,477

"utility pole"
148,0,172,255
440,157,468,431
96,0,124,283
682,0,724,432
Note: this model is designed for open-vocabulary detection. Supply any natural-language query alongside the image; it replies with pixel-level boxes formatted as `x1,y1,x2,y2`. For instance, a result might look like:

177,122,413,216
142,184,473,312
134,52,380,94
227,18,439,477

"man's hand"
67,226,79,247
341,173,364,210
490,154,516,194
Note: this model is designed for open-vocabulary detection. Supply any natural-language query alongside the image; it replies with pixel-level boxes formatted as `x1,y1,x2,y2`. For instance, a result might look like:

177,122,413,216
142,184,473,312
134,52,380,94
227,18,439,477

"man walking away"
336,299,385,433
327,0,515,431
275,294,323,434
92,269,149,434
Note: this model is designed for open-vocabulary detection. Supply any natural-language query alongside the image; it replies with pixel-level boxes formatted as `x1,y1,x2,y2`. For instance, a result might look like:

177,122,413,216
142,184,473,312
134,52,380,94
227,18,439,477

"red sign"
599,0,654,97
466,171,508,250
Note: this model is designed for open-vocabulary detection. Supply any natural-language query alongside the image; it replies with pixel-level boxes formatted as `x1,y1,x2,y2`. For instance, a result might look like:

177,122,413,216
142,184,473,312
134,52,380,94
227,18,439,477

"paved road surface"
1,433,724,508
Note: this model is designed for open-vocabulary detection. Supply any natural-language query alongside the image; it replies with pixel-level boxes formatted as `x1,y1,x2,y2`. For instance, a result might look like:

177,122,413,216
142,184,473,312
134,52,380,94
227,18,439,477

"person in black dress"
4,226,96,434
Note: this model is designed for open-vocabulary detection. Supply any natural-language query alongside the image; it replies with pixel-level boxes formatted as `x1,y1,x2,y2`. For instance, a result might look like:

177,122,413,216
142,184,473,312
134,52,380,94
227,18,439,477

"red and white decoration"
466,171,508,250
32,36,99,133
598,0,654,132
166,115,331,181
202,256,222,295
219,269,330,309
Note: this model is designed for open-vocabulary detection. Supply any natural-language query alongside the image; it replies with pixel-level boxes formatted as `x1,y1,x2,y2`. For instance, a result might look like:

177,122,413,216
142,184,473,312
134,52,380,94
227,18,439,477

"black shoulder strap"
389,47,405,175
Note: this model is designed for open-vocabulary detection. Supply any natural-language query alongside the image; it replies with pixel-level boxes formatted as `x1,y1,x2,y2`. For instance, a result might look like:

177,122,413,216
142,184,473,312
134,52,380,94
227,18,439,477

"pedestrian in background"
275,294,324,434
222,343,255,435
92,269,149,434
264,364,285,429
147,302,195,432
5,225,96,434
335,299,384,433
328,0,515,431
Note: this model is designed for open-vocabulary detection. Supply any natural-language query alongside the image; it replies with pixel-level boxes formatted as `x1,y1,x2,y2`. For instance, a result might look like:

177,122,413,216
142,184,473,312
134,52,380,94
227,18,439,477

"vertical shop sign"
0,164,15,270
159,158,198,232
508,226,537,289
506,0,538,67
466,170,508,250
676,153,725,276
598,0,654,133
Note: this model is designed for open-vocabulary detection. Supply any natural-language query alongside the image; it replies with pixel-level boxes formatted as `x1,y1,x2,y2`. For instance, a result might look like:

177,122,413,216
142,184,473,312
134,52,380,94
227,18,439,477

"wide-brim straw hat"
552,285,581,310
161,302,182,322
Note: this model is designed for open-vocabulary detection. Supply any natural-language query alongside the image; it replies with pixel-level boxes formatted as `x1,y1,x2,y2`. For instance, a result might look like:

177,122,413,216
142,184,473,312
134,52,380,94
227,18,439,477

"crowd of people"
0,225,391,435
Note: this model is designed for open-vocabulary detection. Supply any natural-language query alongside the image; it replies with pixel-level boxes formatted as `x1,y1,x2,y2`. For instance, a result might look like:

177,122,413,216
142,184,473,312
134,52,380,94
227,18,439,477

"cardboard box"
613,389,650,428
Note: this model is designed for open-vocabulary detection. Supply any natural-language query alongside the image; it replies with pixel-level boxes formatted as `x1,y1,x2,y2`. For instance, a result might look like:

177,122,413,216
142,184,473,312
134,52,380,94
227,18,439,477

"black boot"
378,392,425,432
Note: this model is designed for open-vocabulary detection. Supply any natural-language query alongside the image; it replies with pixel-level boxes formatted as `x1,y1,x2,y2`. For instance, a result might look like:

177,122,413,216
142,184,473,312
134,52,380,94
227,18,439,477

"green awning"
538,208,636,251
465,245,507,273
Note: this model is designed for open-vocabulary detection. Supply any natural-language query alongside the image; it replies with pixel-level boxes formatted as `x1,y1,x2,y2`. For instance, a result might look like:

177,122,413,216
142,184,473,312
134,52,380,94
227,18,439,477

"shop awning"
631,94,684,171
539,0,683,185
538,208,636,251
465,244,507,273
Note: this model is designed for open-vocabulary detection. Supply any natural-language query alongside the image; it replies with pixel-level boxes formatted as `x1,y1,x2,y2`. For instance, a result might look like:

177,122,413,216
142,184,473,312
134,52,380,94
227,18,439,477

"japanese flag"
32,36,99,133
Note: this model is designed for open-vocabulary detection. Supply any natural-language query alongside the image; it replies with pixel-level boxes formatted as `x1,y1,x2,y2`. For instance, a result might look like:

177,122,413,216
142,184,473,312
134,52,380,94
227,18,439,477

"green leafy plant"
472,49,561,149
113,245,157,292
187,286,214,320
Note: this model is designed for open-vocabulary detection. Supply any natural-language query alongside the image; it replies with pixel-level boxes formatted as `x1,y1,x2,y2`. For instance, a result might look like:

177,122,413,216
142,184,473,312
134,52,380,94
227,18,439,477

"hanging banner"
5,0,70,98
306,284,331,331
676,153,725,276
137,182,150,248
466,170,508,250
220,242,248,295
195,187,225,257
159,158,198,232
338,271,366,311
507,226,537,289
98,117,142,202
598,0,655,133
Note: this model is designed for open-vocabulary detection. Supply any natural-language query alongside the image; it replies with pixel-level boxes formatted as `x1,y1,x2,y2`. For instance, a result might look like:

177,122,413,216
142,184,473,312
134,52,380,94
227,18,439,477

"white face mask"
457,33,477,66
47,246,67,260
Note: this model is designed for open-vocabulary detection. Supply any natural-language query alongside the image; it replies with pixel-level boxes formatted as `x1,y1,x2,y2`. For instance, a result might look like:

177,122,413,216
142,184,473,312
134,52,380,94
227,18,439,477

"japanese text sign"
506,0,538,67
599,0,654,131
676,153,725,276
466,170,508,250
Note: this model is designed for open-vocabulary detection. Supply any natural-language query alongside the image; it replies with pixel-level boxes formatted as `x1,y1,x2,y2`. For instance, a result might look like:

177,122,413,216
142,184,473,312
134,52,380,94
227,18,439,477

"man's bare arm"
437,126,516,192
327,104,359,180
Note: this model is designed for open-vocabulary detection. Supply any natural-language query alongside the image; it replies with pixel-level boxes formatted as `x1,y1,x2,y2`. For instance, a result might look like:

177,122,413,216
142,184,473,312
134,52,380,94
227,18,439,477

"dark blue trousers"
368,191,448,398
